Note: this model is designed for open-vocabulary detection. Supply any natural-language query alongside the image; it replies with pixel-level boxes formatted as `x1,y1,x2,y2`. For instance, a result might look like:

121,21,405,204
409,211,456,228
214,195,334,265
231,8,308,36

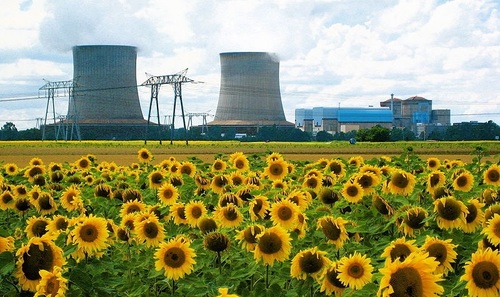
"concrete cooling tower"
209,52,294,128
68,45,147,139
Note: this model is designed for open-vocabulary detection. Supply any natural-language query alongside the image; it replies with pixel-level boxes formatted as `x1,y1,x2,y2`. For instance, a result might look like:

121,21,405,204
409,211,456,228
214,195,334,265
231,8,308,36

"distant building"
295,107,393,135
380,95,450,138
295,96,451,138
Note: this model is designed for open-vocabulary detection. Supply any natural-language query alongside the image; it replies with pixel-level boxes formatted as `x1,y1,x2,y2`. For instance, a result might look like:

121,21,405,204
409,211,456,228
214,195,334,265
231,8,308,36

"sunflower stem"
217,251,222,274
172,279,175,296
266,264,269,289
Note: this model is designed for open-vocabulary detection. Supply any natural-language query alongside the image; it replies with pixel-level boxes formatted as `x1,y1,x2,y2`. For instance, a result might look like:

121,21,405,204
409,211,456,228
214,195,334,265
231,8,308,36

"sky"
0,0,499,130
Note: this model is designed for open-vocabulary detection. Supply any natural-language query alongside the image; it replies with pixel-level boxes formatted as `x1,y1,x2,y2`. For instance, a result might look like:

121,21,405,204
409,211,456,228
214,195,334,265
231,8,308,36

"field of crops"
0,140,499,296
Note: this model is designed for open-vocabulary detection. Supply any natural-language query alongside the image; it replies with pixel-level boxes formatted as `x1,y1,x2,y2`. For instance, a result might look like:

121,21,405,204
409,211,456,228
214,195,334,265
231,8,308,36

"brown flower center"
426,243,447,265
472,261,499,289
277,205,293,221
164,247,186,268
487,169,500,183
348,263,364,279
299,252,323,274
80,224,98,242
258,232,282,254
22,242,54,280
389,267,423,297
392,173,409,189
320,219,341,241
270,163,284,176
143,222,159,238
437,199,462,221
326,268,347,288
390,244,412,262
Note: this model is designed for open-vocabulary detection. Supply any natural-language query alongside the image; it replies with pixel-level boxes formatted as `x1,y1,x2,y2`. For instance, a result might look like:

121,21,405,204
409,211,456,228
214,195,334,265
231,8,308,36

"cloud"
1,0,499,130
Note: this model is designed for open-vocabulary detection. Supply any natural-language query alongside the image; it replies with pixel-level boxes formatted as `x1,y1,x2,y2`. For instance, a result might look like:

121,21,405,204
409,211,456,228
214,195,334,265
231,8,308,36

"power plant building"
295,107,393,135
296,96,450,137
68,45,147,139
208,52,294,133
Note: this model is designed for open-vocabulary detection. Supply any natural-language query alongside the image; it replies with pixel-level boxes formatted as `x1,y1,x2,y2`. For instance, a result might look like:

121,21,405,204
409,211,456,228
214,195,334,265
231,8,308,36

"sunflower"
0,236,15,253
184,200,207,227
34,266,68,297
197,217,218,234
229,171,245,187
122,189,143,202
211,174,230,194
235,224,265,252
381,237,419,263
218,192,242,207
421,235,458,276
463,199,486,233
400,206,428,237
154,237,196,280
24,165,46,182
426,157,441,171
484,164,500,186
4,163,18,175
354,171,380,195
115,226,132,244
0,190,15,210
137,148,153,163
60,185,83,212
482,213,500,246
71,215,109,255
372,195,394,217
327,159,346,178
245,173,262,189
388,169,416,196
337,252,373,290
341,180,364,203
230,153,250,172
212,159,227,172
14,237,65,292
120,199,146,217
204,232,230,253
236,186,254,202
120,213,138,231
14,196,31,214
214,204,244,228
25,216,50,238
482,188,499,205
453,170,474,192
484,204,500,225
94,184,112,198
46,215,70,235
434,196,468,230
157,183,179,205
135,215,165,247
269,200,300,230
216,287,239,297
317,216,349,249
319,262,347,297
348,156,364,167
318,187,340,206
75,156,92,171
170,203,188,225
249,195,270,221
29,157,44,166
290,247,330,280
461,248,500,297
378,252,443,297
195,174,211,190
266,152,284,162
179,161,196,177
254,226,292,266
148,170,166,189
303,175,322,192
264,159,289,180
426,171,446,194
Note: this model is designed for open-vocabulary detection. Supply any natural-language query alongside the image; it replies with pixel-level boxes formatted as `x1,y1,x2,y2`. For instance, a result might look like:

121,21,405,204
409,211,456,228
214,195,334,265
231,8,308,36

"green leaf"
0,251,15,275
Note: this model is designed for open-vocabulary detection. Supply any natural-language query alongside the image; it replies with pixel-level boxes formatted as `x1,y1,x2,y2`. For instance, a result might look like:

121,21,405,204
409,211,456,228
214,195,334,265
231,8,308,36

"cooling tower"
209,52,294,127
69,45,145,126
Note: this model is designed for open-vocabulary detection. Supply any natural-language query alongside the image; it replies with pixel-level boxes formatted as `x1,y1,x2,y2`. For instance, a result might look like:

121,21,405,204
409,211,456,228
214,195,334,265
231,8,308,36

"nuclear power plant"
208,52,294,133
68,45,147,139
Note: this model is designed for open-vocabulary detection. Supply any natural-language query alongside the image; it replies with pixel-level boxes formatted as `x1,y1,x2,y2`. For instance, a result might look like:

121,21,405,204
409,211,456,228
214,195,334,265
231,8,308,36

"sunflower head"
337,252,373,290
254,226,292,266
198,217,218,234
154,238,196,280
372,195,393,216
461,248,500,297
204,232,230,252
137,148,153,163
484,164,500,186
291,247,329,280
381,238,418,262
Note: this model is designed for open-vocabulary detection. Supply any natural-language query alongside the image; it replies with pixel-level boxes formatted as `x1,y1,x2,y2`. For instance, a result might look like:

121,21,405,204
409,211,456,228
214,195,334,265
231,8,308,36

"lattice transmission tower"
141,69,198,145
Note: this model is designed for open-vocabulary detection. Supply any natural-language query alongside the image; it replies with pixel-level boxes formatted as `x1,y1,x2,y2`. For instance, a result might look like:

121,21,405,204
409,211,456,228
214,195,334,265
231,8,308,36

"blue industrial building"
295,107,393,135
296,96,450,137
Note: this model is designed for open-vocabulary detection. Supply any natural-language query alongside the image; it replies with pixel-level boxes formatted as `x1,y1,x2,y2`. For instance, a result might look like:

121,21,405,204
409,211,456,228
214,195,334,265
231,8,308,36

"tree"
315,131,334,142
0,122,18,140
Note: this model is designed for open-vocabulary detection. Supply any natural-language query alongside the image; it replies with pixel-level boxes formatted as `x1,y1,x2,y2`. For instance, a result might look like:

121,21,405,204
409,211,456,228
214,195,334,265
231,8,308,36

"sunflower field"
1,146,500,296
